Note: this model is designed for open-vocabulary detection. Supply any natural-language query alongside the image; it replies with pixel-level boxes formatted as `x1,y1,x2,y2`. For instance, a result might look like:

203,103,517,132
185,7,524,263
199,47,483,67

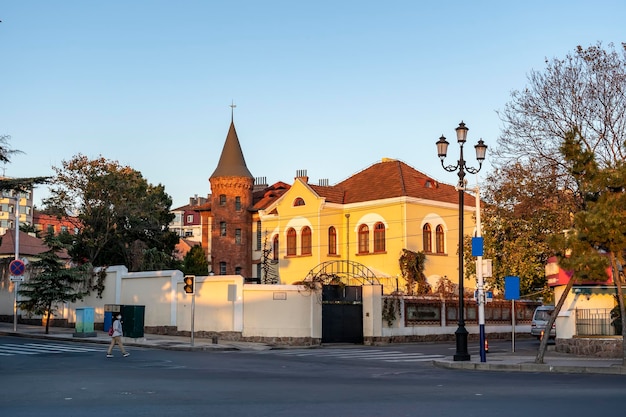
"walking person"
107,314,130,358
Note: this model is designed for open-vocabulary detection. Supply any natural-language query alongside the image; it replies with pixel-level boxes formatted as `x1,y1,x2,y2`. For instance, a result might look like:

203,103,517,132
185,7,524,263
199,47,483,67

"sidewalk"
1,322,625,374
0,322,272,352
433,351,626,375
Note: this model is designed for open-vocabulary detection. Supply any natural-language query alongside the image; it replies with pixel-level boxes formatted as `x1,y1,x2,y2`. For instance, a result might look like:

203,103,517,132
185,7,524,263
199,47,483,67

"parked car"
531,305,556,339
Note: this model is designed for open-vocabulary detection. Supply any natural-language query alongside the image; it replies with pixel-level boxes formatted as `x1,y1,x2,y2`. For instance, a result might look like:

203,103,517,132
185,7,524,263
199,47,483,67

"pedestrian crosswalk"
256,348,445,363
0,342,105,356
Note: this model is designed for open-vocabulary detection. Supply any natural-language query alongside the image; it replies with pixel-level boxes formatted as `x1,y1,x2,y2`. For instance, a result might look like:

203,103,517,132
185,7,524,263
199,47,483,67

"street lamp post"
436,121,487,362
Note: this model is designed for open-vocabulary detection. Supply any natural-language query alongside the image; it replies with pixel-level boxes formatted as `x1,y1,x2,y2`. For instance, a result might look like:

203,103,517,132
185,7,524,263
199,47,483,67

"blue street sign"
471,237,484,257
505,276,520,300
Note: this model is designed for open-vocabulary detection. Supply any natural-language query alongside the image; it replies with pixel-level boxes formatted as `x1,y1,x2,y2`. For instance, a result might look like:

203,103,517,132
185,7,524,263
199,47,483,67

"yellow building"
257,158,477,294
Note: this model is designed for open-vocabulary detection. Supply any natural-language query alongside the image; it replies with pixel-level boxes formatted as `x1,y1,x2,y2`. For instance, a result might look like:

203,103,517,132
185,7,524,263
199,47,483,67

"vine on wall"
399,249,431,295
382,296,401,326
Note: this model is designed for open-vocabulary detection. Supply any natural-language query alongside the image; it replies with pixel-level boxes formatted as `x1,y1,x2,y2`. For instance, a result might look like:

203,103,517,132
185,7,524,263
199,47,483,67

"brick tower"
209,115,254,277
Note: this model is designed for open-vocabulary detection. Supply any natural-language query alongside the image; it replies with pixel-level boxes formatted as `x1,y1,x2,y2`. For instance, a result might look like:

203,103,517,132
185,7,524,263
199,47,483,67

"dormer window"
293,197,305,207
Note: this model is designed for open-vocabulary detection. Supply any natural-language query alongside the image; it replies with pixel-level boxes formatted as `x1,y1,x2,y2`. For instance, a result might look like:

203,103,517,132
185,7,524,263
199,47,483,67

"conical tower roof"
210,120,253,179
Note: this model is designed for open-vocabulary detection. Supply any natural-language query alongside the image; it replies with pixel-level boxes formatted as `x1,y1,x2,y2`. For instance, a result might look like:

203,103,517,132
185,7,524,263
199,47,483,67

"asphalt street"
1,335,625,417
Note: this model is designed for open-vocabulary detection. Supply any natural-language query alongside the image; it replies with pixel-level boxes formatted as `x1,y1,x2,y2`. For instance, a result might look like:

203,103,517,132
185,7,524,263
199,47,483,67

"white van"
531,305,556,339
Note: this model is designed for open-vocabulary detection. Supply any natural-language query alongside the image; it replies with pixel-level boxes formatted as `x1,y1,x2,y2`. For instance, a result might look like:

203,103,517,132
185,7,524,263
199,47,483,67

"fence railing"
576,308,616,336
384,296,539,327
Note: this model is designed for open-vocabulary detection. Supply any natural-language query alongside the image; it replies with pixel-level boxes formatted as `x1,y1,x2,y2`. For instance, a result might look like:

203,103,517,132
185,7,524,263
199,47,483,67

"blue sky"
1,1,624,209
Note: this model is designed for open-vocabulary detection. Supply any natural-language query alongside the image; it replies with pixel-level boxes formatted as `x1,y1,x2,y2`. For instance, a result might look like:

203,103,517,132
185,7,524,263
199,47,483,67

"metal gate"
322,285,363,344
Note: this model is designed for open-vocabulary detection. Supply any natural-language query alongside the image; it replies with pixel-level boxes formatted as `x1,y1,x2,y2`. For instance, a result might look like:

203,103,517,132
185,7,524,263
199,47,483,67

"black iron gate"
322,285,363,344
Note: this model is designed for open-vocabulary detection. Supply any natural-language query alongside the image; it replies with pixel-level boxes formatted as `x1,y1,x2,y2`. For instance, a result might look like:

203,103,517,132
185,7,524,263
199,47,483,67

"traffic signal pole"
190,293,195,347
183,275,196,345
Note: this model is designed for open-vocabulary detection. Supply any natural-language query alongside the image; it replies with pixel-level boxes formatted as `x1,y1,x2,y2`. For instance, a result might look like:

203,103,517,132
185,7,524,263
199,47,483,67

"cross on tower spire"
230,100,236,122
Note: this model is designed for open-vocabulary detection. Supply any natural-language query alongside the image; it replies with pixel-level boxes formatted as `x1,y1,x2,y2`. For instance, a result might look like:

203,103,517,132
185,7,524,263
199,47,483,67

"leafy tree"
535,130,626,364
475,163,579,299
489,42,626,363
43,154,179,271
182,244,209,276
17,233,91,334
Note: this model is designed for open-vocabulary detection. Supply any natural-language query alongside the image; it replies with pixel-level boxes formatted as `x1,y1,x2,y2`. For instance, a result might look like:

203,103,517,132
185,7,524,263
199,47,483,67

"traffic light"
183,275,195,294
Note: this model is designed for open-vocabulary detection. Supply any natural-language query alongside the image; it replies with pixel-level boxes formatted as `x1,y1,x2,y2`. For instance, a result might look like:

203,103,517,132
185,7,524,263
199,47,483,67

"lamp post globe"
436,121,487,362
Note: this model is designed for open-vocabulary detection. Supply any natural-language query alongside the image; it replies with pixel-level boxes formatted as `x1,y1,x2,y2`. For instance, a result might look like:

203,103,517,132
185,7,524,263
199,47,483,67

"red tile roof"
313,159,475,206
0,230,70,259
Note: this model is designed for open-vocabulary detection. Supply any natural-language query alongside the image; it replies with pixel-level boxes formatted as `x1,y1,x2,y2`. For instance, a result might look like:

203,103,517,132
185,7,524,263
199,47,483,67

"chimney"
296,169,309,183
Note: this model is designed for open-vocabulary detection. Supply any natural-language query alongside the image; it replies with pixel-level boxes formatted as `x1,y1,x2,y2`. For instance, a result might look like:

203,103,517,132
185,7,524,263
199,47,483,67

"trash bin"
73,307,97,338
122,305,145,338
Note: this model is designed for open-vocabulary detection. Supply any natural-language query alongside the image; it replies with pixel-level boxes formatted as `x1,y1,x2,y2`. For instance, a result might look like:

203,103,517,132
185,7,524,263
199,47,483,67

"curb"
432,359,626,375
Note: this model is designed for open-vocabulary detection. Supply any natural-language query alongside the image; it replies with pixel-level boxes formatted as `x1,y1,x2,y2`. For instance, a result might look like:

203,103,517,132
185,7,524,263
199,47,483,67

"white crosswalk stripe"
0,343,105,356
258,348,445,363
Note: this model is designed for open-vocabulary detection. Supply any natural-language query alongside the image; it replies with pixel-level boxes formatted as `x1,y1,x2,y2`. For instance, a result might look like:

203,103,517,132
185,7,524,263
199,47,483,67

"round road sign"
9,259,25,276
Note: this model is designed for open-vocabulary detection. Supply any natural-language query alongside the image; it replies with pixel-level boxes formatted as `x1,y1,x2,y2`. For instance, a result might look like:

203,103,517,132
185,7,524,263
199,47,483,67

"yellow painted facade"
259,177,477,293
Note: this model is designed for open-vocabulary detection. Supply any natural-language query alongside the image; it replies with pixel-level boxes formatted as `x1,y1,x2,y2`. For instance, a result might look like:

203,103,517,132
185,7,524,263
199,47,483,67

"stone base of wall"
240,336,321,347
556,337,623,358
367,332,534,345
143,326,321,346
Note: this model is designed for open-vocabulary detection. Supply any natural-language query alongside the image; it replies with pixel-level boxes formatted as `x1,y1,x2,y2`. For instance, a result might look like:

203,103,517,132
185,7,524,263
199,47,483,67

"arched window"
358,224,369,254
423,223,432,252
235,266,242,275
301,226,312,255
272,235,279,261
286,228,297,256
328,226,337,255
293,197,305,206
436,225,445,254
373,222,385,252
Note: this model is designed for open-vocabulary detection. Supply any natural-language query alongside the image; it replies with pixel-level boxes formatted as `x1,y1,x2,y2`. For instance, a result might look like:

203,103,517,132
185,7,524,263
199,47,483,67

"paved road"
1,335,625,417
0,341,107,356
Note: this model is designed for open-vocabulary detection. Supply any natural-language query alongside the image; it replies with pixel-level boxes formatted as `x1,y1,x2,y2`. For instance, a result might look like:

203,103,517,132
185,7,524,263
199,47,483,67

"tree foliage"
182,244,209,276
0,134,49,192
489,42,626,363
399,249,430,295
17,233,91,334
488,42,626,297
477,162,579,299
545,130,626,364
43,154,179,271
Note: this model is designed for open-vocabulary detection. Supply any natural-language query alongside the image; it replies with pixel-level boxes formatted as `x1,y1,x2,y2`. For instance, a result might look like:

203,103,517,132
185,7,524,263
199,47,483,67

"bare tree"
496,42,626,175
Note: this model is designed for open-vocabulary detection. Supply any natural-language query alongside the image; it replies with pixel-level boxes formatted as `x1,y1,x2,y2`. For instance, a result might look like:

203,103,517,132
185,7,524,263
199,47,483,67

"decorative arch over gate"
303,260,380,286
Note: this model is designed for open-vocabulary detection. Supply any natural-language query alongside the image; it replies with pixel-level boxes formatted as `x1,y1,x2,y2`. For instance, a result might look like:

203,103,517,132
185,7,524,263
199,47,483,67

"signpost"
10,259,25,276
505,276,521,352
